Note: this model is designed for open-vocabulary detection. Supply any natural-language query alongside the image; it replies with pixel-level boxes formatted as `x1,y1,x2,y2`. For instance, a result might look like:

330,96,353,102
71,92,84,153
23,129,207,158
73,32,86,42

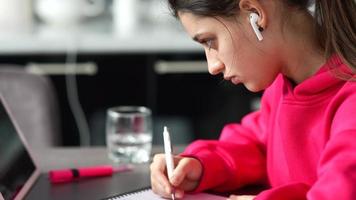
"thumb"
170,159,190,187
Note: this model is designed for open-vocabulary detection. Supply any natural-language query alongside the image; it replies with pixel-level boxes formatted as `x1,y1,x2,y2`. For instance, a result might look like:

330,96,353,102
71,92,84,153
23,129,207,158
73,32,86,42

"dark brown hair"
168,0,356,72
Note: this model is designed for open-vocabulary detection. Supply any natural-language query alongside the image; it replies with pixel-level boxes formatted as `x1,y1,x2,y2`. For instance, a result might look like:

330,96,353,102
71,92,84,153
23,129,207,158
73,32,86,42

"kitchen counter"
0,15,202,55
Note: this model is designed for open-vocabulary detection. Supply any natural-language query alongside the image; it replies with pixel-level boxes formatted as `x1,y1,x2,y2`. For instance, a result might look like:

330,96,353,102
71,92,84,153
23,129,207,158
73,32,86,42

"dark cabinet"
0,53,260,146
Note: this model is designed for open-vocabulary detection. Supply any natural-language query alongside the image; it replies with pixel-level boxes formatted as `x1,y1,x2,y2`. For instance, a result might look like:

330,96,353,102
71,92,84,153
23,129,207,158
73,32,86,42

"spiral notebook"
104,188,226,200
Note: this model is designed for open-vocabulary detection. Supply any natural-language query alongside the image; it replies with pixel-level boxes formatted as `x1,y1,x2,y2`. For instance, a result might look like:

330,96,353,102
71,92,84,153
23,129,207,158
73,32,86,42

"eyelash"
201,39,214,50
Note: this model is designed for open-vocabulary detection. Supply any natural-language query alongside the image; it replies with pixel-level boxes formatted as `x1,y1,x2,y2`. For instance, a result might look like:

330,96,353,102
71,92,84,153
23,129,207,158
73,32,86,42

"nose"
206,50,224,75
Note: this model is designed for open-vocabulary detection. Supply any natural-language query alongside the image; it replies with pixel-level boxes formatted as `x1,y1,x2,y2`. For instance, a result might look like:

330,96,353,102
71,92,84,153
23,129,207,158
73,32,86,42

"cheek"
226,26,257,67
217,28,280,91
233,43,280,90
219,39,244,71
244,57,281,91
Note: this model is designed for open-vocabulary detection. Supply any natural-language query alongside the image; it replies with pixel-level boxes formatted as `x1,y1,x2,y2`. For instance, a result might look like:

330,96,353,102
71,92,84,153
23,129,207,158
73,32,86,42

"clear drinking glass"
106,106,152,164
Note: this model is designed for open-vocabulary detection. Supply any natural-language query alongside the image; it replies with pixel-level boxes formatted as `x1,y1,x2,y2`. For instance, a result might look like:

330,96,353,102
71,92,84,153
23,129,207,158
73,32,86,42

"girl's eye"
205,40,213,50
201,39,215,50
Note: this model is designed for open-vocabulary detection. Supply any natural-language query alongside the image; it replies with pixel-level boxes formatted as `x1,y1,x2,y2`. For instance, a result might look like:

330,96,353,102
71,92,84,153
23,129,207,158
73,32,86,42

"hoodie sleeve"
179,76,284,193
254,88,356,200
180,90,273,192
254,130,356,200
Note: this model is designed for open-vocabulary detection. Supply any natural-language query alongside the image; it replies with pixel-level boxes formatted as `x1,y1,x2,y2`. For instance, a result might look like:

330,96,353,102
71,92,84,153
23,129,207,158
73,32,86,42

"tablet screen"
0,103,36,200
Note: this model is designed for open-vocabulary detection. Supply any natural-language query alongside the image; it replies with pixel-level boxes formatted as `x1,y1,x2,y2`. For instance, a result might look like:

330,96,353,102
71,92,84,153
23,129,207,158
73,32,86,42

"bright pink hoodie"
181,55,356,199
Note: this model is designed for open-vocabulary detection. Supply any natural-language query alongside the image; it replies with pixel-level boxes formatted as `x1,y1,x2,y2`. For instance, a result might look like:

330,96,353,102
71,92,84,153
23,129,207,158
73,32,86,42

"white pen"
163,126,176,200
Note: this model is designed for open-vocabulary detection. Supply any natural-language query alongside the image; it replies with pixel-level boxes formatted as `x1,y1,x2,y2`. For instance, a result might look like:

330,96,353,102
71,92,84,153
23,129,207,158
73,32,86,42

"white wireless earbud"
249,13,263,41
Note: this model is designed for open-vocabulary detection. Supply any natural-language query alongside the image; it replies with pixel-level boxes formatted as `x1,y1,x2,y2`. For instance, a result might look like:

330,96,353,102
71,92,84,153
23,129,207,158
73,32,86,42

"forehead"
178,12,229,35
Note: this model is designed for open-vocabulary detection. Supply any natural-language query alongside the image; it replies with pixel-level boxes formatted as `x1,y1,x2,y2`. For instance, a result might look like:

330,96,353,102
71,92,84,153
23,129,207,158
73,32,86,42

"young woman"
150,0,356,199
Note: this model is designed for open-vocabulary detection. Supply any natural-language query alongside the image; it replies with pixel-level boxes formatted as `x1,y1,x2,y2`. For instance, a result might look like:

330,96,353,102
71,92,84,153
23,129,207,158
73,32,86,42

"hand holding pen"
150,127,203,199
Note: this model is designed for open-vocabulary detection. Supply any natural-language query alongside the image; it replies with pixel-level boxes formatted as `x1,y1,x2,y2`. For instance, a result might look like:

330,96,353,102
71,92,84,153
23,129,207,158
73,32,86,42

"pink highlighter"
49,165,133,183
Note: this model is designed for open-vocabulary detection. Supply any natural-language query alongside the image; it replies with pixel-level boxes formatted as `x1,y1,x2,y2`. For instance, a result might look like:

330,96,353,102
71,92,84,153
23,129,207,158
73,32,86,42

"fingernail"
175,190,183,198
165,186,170,194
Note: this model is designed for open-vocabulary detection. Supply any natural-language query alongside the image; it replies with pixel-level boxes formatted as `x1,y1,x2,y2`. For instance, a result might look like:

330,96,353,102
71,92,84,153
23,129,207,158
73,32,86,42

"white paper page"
110,189,226,200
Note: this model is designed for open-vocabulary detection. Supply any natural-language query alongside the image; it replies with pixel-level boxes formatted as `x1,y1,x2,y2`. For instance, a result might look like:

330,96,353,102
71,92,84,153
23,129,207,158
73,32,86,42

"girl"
150,0,356,199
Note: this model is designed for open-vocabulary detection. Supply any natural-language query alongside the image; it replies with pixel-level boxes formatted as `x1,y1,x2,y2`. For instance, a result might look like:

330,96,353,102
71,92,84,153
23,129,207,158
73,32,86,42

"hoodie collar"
283,55,352,100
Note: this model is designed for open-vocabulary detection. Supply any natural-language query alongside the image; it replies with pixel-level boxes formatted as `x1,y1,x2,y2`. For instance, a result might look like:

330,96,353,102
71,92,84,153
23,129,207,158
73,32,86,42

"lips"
231,77,241,85
224,76,241,85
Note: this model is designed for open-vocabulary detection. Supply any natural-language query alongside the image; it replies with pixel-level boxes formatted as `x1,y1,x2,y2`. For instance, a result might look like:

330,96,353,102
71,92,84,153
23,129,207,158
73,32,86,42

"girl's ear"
239,0,267,30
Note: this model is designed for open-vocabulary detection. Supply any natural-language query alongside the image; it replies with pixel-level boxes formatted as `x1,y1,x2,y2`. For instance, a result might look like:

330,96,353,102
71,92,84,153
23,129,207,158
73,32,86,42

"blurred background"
0,0,261,147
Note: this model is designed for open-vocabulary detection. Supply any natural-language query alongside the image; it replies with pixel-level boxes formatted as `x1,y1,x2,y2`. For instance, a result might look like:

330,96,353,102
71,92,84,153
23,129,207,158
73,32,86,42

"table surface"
33,146,187,171
25,146,185,200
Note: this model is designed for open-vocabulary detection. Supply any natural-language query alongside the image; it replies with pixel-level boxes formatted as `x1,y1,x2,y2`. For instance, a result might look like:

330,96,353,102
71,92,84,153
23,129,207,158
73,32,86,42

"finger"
227,195,256,200
156,185,185,199
238,195,256,200
151,178,167,197
227,195,238,200
170,158,191,186
150,167,166,194
151,154,171,185
173,188,185,199
150,167,172,193
176,178,200,191
150,155,173,194
151,154,188,197
152,154,166,172
152,154,183,177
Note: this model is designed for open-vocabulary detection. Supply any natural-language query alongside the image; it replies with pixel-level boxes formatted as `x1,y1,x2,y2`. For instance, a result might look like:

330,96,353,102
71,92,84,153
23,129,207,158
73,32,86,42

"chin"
244,83,265,93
